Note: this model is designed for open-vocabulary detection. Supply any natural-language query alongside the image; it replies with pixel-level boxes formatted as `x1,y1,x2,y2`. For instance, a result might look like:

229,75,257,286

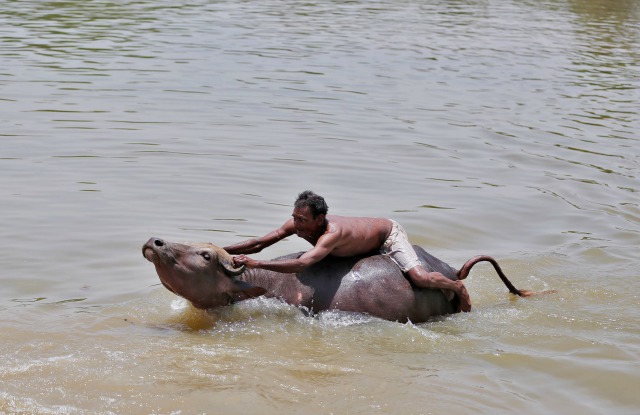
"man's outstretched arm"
223,220,294,255
233,242,333,274
233,226,340,273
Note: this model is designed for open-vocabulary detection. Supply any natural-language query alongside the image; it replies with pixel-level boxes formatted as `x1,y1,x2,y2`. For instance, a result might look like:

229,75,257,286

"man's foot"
456,281,472,312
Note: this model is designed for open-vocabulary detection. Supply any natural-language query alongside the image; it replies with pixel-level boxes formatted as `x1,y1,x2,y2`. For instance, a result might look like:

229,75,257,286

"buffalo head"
142,238,266,309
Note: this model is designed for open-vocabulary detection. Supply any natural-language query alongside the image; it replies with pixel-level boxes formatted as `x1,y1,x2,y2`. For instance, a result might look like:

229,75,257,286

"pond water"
1,0,639,414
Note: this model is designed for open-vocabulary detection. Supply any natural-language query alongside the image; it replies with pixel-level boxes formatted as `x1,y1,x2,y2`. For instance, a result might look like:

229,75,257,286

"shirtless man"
225,190,472,312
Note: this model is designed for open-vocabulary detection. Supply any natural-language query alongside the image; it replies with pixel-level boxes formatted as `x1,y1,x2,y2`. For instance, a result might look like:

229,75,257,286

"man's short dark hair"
294,190,328,218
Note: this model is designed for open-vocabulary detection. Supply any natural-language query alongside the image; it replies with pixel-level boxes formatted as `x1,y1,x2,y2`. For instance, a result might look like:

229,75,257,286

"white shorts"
380,220,422,272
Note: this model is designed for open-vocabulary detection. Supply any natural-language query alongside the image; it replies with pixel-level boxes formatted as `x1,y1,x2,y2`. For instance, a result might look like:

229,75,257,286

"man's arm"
233,225,340,273
223,219,294,255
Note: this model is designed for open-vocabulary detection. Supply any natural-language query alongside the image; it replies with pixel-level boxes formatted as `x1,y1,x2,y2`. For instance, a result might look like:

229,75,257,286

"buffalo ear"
231,280,267,301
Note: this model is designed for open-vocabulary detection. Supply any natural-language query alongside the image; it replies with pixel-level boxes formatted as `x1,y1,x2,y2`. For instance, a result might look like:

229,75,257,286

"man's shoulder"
325,215,352,232
276,218,295,234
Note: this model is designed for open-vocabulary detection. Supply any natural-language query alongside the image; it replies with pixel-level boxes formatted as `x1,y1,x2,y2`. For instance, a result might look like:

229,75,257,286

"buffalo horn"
221,260,246,277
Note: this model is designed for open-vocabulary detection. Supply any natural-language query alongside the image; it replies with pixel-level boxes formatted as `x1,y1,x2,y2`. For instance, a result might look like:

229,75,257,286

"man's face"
292,205,323,239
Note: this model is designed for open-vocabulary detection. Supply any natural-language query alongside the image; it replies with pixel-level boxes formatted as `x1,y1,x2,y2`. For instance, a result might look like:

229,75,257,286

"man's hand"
233,254,258,269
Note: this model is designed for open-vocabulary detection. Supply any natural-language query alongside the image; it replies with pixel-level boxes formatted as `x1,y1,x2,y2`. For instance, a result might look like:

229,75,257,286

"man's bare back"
315,216,392,257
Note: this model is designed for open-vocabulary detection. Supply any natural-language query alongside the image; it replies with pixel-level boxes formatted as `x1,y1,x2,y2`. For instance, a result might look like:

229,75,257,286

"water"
1,0,639,413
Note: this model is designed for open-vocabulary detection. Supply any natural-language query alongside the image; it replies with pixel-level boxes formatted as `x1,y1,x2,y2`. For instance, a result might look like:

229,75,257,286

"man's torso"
320,215,393,257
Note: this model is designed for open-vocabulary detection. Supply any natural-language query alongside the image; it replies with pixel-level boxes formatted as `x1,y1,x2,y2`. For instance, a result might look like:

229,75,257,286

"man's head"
294,190,328,218
292,191,328,240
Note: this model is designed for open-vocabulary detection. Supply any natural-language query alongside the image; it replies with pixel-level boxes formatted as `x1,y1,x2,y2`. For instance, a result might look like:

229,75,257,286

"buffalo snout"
142,237,165,261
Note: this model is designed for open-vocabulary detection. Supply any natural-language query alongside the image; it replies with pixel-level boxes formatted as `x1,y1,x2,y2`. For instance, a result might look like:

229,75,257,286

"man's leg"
381,220,471,312
406,265,472,312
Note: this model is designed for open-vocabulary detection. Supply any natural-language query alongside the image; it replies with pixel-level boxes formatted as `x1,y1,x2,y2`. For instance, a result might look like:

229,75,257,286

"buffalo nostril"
154,239,164,247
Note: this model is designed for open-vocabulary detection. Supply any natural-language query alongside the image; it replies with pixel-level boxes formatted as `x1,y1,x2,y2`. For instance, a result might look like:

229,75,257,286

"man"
224,190,471,312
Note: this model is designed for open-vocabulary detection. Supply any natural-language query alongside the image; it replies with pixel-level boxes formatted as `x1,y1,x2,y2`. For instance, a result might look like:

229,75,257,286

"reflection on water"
1,0,639,414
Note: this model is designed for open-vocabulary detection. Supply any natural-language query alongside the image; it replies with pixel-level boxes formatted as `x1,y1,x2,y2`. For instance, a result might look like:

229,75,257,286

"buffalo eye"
201,252,211,261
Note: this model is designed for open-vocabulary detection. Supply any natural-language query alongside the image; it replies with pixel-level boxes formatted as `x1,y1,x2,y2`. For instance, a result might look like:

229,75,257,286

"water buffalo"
142,237,543,323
